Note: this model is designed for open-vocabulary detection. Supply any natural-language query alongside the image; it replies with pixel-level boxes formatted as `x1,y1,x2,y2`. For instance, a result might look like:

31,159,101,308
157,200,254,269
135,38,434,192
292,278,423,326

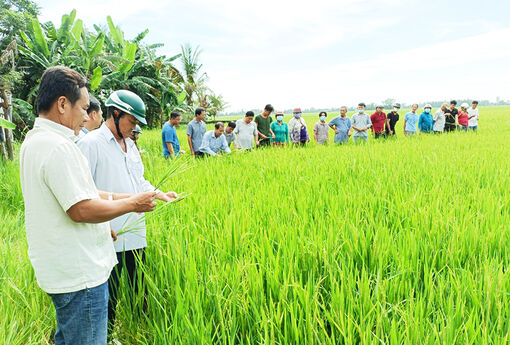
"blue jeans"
469,125,478,131
353,136,367,143
48,281,109,345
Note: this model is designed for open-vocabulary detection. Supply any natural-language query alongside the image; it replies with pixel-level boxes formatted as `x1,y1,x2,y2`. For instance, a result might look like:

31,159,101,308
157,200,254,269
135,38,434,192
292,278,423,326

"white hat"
424,104,432,109
461,102,469,109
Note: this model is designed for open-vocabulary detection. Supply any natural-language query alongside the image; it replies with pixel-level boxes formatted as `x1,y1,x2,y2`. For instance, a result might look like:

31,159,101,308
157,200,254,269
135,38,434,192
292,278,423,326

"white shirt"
433,109,446,132
467,107,479,126
20,118,117,294
77,123,155,252
234,119,257,149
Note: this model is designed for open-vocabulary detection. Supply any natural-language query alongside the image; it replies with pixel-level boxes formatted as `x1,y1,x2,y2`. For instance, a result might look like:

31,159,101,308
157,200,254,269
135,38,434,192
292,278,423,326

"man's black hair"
87,95,101,114
358,102,366,107
245,111,255,117
472,100,478,105
450,100,457,105
227,121,236,128
170,111,181,119
195,107,205,116
37,66,88,114
264,104,274,112
319,111,327,117
215,122,224,129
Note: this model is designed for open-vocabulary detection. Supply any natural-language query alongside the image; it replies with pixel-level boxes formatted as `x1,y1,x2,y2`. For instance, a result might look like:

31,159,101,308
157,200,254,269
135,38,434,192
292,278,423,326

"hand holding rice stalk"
117,157,193,237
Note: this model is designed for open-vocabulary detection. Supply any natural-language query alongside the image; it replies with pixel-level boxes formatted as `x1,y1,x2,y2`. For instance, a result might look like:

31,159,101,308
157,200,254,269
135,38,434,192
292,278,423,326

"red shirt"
370,112,386,133
458,111,469,126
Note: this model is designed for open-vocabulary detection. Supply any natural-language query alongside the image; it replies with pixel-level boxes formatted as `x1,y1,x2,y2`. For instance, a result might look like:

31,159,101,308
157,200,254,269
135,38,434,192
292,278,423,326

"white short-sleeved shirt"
20,118,117,294
467,107,479,127
77,124,154,252
234,119,257,149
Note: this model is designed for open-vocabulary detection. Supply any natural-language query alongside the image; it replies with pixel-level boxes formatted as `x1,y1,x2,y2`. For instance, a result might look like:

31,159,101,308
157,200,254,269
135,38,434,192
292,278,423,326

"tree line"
0,0,225,160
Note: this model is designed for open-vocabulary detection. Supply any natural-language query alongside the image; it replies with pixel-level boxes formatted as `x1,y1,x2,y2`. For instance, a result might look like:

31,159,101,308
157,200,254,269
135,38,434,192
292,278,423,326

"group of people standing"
162,100,481,157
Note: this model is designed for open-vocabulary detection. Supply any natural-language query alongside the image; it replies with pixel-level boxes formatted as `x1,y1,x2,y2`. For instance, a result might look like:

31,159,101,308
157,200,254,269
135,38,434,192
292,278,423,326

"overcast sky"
38,0,510,111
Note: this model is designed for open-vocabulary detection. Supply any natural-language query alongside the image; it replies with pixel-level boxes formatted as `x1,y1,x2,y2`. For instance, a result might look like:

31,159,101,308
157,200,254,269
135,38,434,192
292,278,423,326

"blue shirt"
351,113,372,138
162,122,179,157
199,130,231,156
418,112,434,132
328,116,352,143
404,112,418,132
186,118,206,153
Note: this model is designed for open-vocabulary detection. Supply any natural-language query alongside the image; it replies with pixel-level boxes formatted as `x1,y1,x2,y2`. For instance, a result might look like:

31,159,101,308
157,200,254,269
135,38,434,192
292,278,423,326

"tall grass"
1,106,510,344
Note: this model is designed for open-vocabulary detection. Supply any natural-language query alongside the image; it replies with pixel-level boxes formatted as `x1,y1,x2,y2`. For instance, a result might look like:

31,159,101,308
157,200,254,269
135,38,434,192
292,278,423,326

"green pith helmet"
105,90,147,125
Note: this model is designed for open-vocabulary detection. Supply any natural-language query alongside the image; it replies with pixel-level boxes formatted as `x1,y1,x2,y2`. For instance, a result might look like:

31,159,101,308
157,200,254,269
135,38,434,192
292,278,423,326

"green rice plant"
1,106,510,344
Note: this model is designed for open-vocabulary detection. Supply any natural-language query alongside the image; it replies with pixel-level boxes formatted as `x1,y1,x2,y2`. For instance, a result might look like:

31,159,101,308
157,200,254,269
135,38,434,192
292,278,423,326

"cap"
133,125,142,133
424,104,432,109
393,103,401,108
293,108,302,113
461,102,469,108
275,111,284,115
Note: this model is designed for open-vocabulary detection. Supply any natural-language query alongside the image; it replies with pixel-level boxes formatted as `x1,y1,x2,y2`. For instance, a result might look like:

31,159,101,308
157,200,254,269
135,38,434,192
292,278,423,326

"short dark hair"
319,111,327,117
450,100,457,105
87,95,101,114
170,111,181,119
246,111,255,117
472,100,478,105
264,104,274,112
195,107,205,116
106,106,127,119
214,122,224,129
37,66,88,114
227,121,236,129
358,102,366,107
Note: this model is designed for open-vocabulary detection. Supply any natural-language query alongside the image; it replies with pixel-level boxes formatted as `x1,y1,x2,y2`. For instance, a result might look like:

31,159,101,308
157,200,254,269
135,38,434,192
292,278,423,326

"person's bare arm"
67,191,156,223
166,142,176,158
187,135,194,155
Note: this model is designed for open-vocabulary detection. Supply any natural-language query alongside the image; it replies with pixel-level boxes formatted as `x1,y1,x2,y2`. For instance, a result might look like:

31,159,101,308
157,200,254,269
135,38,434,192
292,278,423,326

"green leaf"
31,18,50,57
90,34,104,57
71,19,83,41
19,32,34,50
0,118,16,130
107,16,124,47
177,91,187,105
90,66,102,90
119,42,138,73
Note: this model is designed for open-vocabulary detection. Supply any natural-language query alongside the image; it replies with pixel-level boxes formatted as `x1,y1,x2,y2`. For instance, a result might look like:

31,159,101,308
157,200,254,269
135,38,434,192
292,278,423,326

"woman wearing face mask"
457,103,470,131
313,112,329,144
418,104,434,133
288,108,309,145
270,111,289,146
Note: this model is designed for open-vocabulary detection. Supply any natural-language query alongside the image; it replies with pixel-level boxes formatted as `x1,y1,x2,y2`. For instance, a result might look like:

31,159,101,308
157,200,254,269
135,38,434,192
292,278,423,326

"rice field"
1,106,510,344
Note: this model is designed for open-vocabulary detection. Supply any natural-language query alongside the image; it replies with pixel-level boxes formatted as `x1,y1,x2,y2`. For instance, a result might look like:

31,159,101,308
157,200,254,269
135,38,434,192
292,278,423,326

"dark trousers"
374,132,386,139
258,139,271,147
108,248,146,333
444,124,456,132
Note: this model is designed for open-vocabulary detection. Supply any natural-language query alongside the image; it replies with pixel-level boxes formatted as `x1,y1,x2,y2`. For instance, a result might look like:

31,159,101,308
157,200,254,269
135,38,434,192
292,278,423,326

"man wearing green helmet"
77,89,179,337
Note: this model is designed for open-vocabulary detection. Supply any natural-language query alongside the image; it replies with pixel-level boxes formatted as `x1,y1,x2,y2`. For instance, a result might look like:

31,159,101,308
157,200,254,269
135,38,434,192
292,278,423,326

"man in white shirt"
77,89,178,335
234,111,259,149
467,100,480,131
20,66,157,345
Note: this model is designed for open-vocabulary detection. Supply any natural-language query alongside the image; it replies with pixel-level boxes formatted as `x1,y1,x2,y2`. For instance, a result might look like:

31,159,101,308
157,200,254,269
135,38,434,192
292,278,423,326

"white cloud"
209,28,510,110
